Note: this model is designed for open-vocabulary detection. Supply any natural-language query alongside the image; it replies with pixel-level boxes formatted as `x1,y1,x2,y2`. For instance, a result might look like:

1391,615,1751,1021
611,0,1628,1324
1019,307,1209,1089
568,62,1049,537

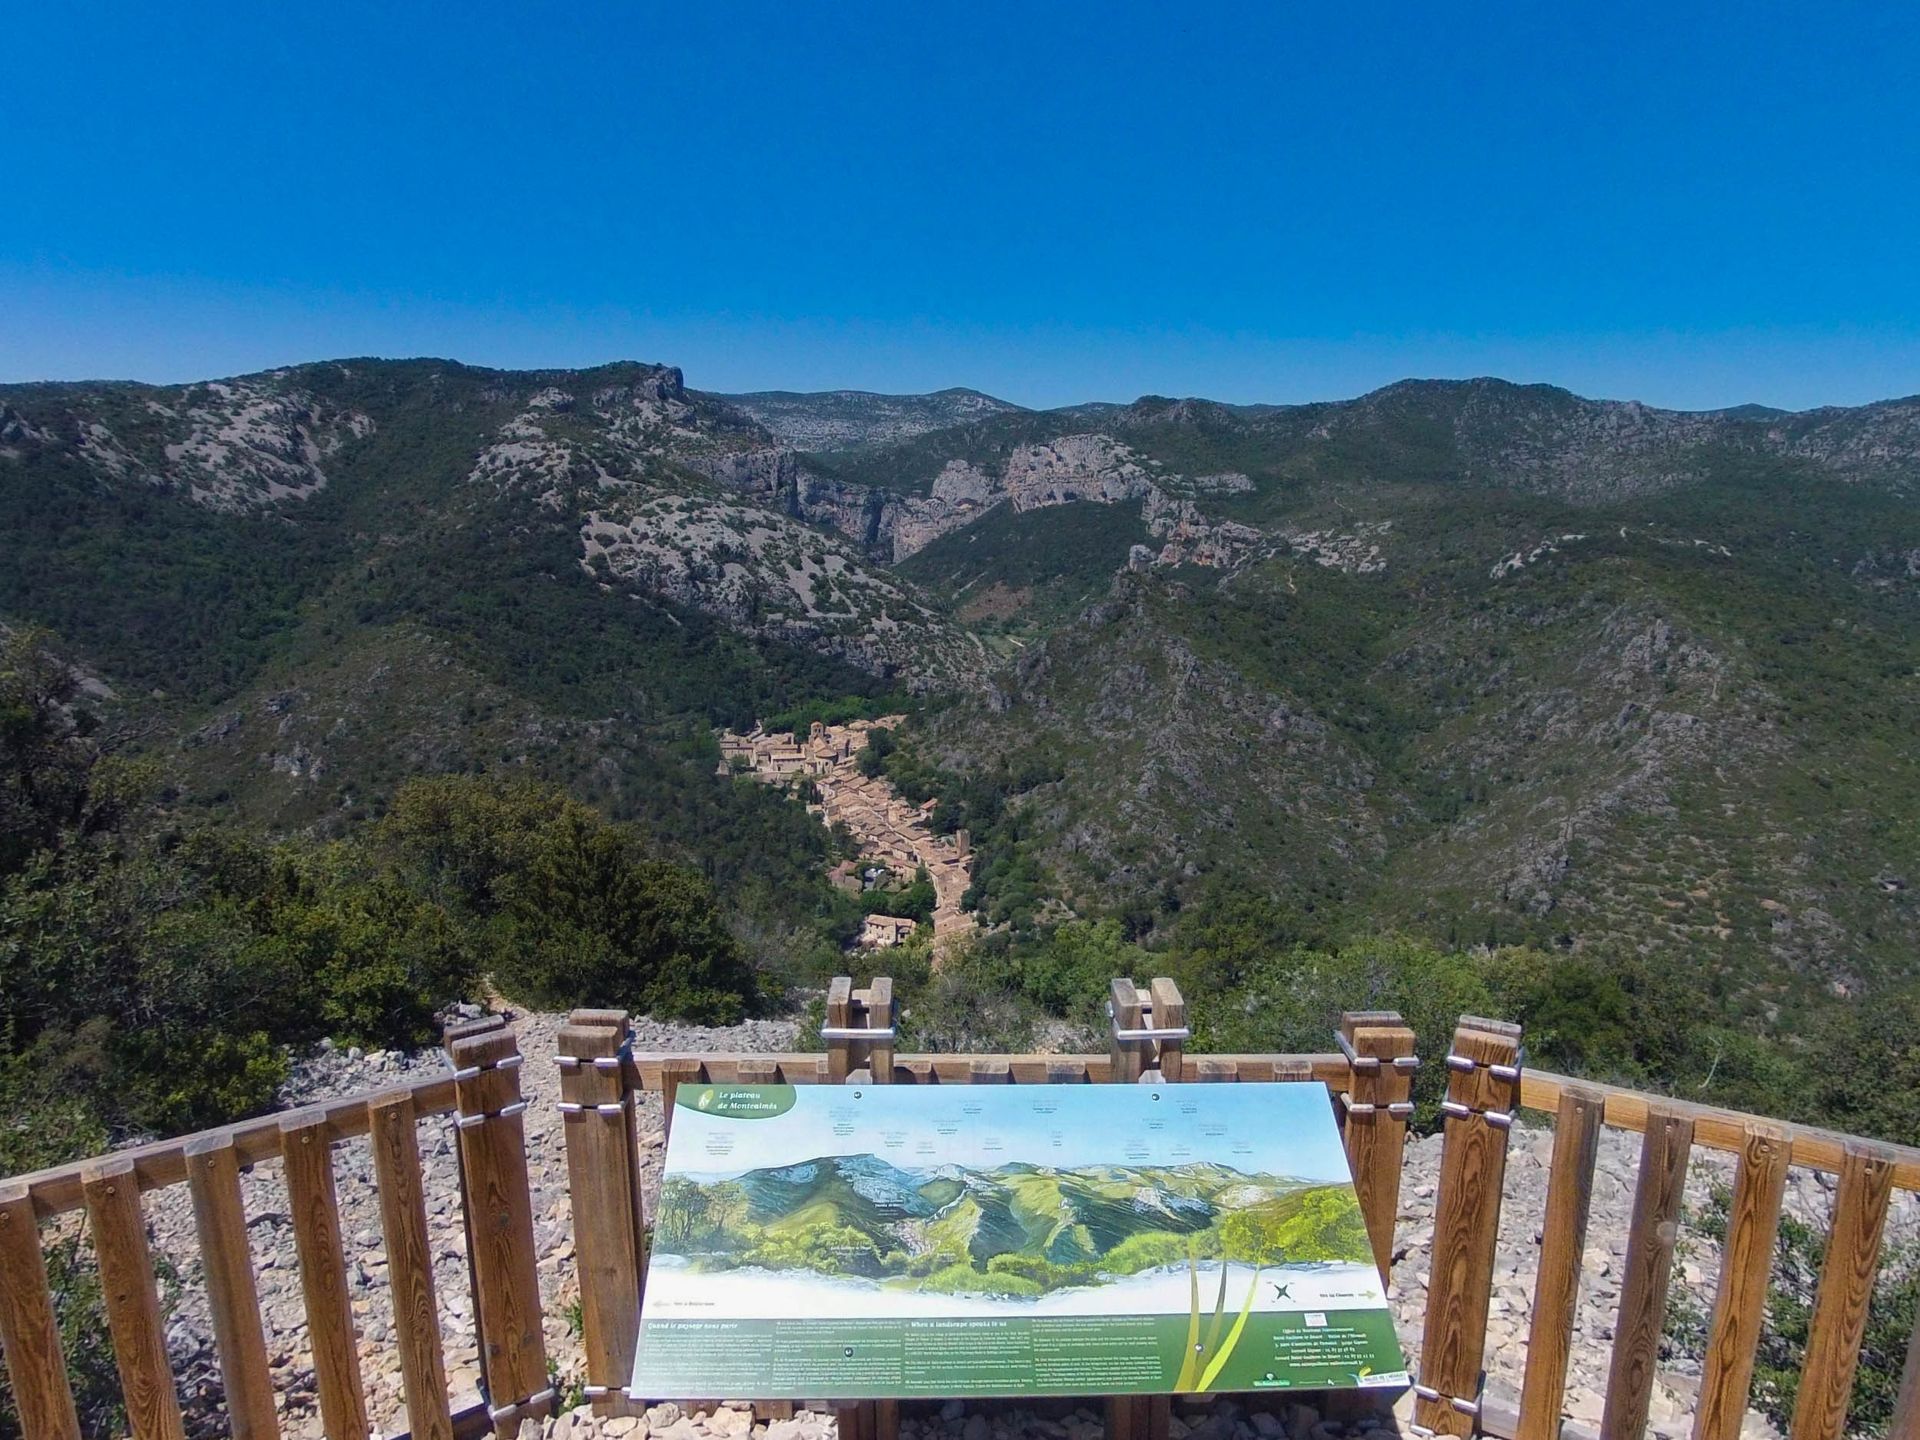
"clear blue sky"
4,2,1917,410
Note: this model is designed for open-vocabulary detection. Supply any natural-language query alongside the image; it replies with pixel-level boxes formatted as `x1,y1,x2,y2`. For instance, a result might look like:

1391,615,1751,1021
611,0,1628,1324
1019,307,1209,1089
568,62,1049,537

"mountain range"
661,1153,1326,1274
1,359,1915,1006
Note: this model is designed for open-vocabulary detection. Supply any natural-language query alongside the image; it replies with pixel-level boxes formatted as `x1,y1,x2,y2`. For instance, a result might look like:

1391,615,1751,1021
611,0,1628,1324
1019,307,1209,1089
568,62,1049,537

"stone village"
717,716,978,948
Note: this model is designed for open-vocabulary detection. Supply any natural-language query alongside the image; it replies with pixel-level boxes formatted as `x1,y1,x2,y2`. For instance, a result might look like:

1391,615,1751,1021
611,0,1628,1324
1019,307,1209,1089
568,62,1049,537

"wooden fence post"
1106,977,1181,1440
182,1135,280,1440
447,1024,552,1435
866,977,896,1085
569,1008,652,1309
825,977,856,1084
1415,1016,1522,1440
82,1156,187,1440
1149,978,1185,1082
1515,1084,1604,1440
866,981,899,1440
1108,979,1147,1085
0,1184,82,1440
370,1091,455,1440
1601,1107,1695,1440
1691,1124,1792,1440
559,1012,645,1415
1336,1010,1417,1280
443,1013,506,1406
822,977,896,1440
1789,1141,1895,1440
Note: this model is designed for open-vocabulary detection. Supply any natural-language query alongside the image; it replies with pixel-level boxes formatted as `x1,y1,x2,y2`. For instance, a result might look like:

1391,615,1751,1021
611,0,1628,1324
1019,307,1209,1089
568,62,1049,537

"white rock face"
579,494,982,684
1001,435,1157,512
883,438,1161,562
890,462,1004,560
67,377,376,509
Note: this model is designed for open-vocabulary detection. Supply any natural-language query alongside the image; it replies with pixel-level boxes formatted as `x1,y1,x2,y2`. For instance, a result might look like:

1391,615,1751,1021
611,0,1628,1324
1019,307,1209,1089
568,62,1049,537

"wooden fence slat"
1601,1107,1694,1440
0,1185,82,1440
1691,1124,1792,1440
81,1157,186,1440
280,1112,370,1440
371,1091,455,1440
1788,1142,1895,1440
559,1015,644,1414
1415,1017,1522,1439
182,1136,279,1440
1106,978,1168,1440
446,1027,549,1433
13,1072,463,1221
1338,1011,1416,1280
1516,1085,1604,1440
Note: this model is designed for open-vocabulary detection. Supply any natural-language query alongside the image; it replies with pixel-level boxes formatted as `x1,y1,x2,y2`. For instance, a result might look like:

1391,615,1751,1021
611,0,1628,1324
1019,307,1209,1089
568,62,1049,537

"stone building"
859,914,919,948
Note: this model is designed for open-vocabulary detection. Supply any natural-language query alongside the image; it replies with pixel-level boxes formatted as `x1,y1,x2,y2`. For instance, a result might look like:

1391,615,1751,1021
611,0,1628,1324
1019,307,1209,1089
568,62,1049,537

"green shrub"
1668,1186,1920,1436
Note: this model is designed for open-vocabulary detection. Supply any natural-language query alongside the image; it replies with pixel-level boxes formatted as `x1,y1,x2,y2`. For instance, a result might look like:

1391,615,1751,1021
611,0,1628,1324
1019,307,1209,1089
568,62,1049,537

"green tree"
0,628,150,879
656,1177,708,1251
379,775,762,1021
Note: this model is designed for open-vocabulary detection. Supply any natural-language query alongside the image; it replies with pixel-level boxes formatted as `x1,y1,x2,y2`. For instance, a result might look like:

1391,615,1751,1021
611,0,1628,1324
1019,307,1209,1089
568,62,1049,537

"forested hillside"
3,360,1917,1154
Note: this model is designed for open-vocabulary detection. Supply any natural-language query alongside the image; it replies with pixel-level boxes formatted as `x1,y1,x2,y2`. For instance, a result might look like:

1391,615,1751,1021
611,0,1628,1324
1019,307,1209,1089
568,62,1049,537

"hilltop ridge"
1,356,1915,1021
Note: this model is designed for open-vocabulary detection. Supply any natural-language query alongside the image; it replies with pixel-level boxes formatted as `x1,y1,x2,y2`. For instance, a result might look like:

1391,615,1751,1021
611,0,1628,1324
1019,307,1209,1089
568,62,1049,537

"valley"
720,716,978,945
2,359,1917,1131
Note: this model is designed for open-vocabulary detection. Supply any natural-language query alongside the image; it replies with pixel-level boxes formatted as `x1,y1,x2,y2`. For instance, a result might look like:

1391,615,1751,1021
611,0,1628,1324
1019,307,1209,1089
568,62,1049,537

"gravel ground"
116,1012,1904,1440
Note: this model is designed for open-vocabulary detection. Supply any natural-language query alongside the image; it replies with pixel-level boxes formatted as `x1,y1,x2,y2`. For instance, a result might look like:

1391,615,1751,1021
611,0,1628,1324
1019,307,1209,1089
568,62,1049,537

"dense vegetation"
863,883,1920,1147
0,630,765,1176
896,499,1153,636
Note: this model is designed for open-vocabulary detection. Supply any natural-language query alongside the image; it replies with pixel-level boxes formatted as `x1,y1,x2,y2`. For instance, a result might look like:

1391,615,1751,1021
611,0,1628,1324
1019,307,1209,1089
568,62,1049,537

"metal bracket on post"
823,975,898,1085
1107,977,1187,1083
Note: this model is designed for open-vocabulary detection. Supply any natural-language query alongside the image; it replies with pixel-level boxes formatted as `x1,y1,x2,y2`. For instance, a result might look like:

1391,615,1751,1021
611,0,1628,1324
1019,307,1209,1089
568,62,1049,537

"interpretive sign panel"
629,1082,1408,1400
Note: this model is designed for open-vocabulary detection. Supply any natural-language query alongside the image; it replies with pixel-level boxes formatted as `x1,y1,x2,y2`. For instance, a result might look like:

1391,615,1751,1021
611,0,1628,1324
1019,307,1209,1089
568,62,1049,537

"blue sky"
4,2,1917,409
668,1084,1353,1182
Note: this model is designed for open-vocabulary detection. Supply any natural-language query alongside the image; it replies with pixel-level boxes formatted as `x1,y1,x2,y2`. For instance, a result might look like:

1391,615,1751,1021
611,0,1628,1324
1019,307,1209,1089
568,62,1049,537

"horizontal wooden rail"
1521,1069,1920,1191
13,1072,459,1218
625,1051,1348,1089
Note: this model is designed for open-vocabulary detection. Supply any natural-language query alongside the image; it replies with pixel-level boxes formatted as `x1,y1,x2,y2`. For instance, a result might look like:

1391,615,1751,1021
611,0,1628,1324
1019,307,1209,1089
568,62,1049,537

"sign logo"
674,1084,798,1119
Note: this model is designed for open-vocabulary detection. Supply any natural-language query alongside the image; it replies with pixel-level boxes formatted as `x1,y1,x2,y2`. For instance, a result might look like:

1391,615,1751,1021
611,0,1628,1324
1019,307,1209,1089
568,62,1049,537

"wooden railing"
0,1015,549,1440
1507,1069,1920,1440
6,977,1920,1440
